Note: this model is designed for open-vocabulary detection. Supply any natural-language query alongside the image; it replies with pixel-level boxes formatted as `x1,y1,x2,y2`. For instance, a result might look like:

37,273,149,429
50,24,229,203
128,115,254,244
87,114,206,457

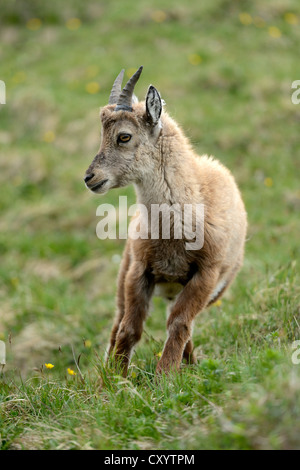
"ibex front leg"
156,268,219,374
112,262,154,376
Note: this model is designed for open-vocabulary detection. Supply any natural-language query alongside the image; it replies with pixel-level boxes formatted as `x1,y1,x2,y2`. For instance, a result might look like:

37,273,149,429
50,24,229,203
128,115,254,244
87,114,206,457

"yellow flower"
212,299,222,307
239,13,252,26
84,339,92,348
43,131,55,143
284,13,298,25
66,18,81,31
12,71,26,84
45,363,54,369
10,277,19,287
151,10,167,23
188,54,202,66
26,18,42,31
268,26,282,38
264,177,273,187
67,368,76,376
85,82,100,94
156,351,162,358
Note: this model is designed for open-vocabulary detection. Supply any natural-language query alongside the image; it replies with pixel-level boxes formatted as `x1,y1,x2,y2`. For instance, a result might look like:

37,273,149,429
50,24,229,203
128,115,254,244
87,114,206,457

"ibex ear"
145,85,162,126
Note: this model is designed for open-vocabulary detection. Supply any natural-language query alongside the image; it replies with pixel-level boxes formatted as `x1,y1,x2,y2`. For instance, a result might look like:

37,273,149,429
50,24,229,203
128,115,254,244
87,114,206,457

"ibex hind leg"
165,293,196,365
182,339,197,364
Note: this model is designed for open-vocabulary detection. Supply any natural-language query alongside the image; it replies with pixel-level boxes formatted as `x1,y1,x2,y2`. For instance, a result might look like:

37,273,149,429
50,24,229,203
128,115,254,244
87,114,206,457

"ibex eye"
118,134,131,143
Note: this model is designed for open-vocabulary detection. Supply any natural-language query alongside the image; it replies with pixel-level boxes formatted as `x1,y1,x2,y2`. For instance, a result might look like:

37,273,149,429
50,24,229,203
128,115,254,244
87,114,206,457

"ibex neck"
134,170,175,207
134,123,197,208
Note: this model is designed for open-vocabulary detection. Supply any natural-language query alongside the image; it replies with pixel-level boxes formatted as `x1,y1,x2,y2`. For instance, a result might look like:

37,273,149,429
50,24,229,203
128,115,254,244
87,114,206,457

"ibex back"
84,66,247,376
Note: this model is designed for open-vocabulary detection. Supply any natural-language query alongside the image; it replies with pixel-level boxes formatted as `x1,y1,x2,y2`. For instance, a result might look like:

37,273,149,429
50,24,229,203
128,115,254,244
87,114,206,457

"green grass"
0,0,300,450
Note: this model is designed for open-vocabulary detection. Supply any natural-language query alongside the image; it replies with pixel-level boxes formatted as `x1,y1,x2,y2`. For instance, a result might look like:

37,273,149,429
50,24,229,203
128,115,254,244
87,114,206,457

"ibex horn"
108,69,125,105
115,66,143,112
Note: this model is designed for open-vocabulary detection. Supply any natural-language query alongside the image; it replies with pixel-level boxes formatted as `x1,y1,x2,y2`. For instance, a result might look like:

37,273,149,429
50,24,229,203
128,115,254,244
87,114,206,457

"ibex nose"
84,173,95,184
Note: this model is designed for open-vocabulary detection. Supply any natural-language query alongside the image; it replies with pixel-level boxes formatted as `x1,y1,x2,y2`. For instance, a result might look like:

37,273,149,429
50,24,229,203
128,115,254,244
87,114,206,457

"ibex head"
84,66,163,194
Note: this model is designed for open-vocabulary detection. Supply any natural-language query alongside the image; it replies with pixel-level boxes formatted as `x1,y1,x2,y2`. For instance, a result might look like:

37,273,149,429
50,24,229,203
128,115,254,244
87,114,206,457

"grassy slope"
0,0,300,450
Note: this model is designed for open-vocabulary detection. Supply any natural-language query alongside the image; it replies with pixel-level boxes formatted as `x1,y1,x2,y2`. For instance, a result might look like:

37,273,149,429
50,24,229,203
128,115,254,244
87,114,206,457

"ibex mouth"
90,179,109,192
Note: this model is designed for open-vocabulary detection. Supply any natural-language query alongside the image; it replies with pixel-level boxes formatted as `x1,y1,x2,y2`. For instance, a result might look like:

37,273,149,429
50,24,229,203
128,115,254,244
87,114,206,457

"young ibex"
84,66,247,376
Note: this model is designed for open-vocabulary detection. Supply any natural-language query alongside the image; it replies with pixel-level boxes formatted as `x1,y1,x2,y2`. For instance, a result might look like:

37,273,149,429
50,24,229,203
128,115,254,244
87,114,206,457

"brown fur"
84,91,247,376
